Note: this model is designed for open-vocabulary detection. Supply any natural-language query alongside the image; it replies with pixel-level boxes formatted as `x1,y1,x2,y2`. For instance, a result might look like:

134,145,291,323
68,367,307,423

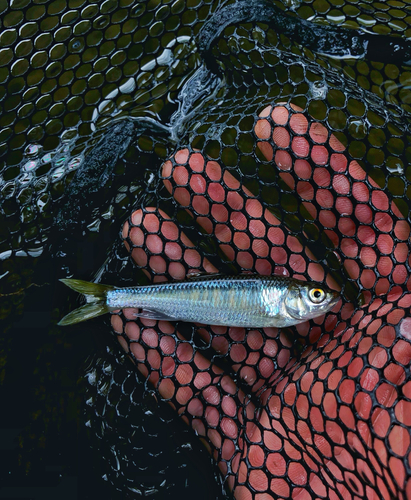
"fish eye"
309,288,326,304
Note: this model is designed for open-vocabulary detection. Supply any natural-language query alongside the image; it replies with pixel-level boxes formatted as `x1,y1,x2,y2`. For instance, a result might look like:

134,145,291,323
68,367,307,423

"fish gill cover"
1,0,411,498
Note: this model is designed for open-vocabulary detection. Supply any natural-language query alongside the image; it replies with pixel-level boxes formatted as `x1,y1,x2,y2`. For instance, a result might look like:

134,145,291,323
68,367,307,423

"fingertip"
175,148,189,164
130,209,143,226
161,159,172,179
289,102,304,113
142,210,161,233
122,220,129,241
258,104,272,118
254,118,271,140
271,105,289,125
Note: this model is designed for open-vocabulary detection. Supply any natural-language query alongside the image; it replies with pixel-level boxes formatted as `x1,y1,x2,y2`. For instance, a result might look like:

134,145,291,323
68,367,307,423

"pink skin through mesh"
111,103,411,499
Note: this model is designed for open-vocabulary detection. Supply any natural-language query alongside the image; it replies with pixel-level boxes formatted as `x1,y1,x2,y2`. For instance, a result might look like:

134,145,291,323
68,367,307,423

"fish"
58,274,340,328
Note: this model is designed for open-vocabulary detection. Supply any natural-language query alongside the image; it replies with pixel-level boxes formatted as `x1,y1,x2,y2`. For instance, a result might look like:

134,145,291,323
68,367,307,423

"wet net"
2,0,411,498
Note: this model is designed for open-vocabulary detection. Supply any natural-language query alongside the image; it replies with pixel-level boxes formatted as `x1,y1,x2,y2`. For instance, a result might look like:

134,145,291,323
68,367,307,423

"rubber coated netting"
1,0,411,498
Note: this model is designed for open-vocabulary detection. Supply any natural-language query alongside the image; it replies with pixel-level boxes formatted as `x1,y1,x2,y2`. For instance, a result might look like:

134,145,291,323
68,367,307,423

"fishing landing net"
1,0,411,498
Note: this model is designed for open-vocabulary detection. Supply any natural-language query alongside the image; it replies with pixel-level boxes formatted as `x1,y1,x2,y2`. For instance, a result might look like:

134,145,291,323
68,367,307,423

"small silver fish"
58,275,339,328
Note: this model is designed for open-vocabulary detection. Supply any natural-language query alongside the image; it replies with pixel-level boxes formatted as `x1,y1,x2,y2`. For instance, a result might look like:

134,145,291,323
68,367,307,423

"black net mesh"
2,0,411,498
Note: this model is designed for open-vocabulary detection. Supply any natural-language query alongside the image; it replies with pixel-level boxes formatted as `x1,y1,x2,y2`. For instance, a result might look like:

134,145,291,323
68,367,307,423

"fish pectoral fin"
130,308,179,322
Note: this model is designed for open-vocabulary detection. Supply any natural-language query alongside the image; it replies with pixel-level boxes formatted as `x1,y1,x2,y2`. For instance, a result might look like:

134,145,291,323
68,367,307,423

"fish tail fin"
58,279,115,326
58,302,110,326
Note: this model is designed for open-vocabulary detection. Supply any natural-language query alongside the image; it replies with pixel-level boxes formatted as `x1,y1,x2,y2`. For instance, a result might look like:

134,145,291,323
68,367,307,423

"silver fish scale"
106,276,292,327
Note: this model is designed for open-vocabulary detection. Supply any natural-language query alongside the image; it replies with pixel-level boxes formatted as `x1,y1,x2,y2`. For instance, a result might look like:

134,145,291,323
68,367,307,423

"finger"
161,149,327,283
255,104,410,298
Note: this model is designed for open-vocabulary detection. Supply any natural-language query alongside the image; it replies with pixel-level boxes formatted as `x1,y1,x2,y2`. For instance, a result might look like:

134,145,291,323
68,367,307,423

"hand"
111,103,411,499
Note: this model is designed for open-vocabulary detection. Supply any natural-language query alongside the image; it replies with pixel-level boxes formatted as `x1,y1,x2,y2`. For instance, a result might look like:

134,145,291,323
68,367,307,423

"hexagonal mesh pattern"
2,0,411,498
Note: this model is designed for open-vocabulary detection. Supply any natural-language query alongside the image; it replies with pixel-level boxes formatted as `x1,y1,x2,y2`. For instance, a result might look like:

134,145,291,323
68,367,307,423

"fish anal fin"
127,308,178,322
